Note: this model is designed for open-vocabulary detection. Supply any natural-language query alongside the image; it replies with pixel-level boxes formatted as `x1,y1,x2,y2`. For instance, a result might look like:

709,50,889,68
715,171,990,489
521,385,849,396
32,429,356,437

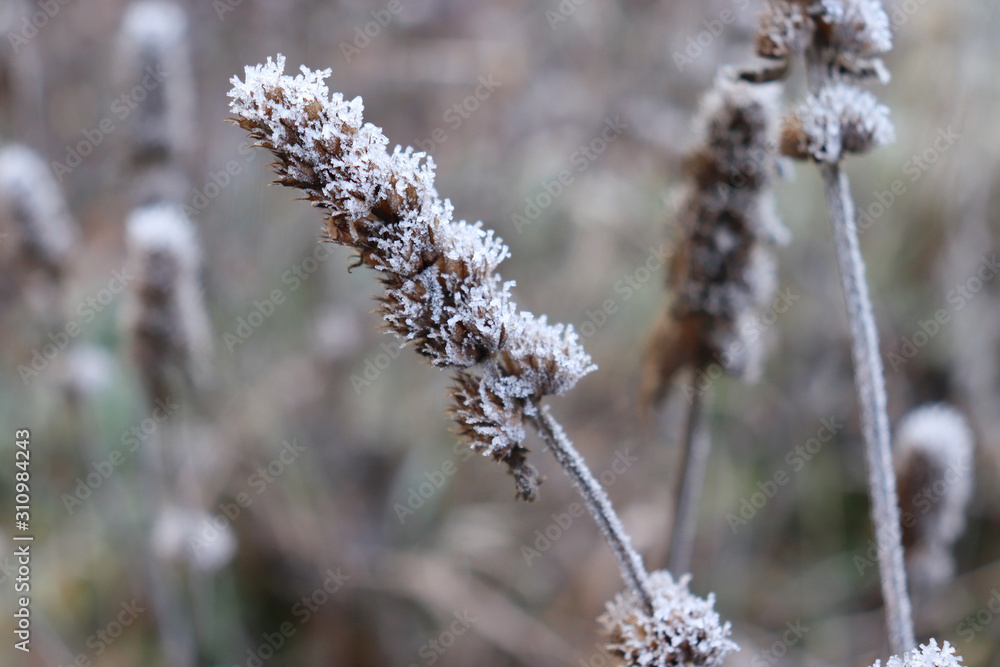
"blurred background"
0,0,998,665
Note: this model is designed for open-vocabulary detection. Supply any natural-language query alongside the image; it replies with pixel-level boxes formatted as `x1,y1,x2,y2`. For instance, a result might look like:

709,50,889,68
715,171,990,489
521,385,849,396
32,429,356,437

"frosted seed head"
872,639,965,667
231,57,596,499
757,0,813,60
819,0,893,59
784,83,893,162
599,570,739,667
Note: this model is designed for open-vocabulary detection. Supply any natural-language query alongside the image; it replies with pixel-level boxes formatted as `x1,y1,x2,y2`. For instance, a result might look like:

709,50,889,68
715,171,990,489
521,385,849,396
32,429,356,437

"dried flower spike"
228,55,595,498
599,570,738,667
871,639,965,667
126,203,211,401
894,404,974,591
643,75,786,404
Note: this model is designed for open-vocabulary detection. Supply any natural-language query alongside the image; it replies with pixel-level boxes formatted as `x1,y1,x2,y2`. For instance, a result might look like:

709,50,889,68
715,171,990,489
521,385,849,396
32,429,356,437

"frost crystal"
644,76,786,403
784,83,894,162
599,570,739,667
229,56,595,498
872,639,965,667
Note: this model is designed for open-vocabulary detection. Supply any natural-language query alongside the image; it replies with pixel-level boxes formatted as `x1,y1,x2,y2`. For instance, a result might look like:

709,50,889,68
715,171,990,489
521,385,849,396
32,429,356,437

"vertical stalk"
821,162,914,654
532,405,654,612
667,390,710,575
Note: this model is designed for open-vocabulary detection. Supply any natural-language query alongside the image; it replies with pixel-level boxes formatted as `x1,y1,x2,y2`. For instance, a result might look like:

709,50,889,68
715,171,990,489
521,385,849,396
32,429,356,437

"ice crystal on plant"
229,55,595,498
599,570,738,667
872,640,965,667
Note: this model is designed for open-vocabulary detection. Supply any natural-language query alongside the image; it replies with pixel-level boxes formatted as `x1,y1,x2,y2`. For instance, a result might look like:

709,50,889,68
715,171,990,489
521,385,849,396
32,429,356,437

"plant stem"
667,390,710,575
532,405,654,612
821,162,915,654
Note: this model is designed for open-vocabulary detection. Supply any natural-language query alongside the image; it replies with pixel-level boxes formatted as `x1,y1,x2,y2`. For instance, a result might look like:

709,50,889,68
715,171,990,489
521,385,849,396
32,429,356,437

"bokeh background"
0,0,998,665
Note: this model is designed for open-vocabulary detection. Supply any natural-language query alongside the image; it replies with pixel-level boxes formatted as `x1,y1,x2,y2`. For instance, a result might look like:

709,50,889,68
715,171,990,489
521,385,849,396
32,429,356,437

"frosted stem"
821,162,915,654
667,390,710,575
532,405,654,612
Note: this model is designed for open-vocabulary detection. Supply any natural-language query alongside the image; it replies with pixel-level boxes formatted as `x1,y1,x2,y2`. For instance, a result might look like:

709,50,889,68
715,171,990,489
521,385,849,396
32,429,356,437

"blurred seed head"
643,76,786,404
782,83,894,163
153,505,236,572
894,404,974,591
599,570,739,667
60,344,117,402
118,0,194,203
757,1,813,61
0,144,77,287
126,203,211,401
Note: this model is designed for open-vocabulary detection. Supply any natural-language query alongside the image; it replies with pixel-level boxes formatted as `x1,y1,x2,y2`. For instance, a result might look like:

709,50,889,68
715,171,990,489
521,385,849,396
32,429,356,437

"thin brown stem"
667,390,710,575
532,405,654,612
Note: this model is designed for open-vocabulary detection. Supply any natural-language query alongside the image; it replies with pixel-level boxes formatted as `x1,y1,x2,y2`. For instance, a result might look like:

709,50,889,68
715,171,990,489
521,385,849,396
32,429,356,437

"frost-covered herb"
228,55,595,499
599,570,738,667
